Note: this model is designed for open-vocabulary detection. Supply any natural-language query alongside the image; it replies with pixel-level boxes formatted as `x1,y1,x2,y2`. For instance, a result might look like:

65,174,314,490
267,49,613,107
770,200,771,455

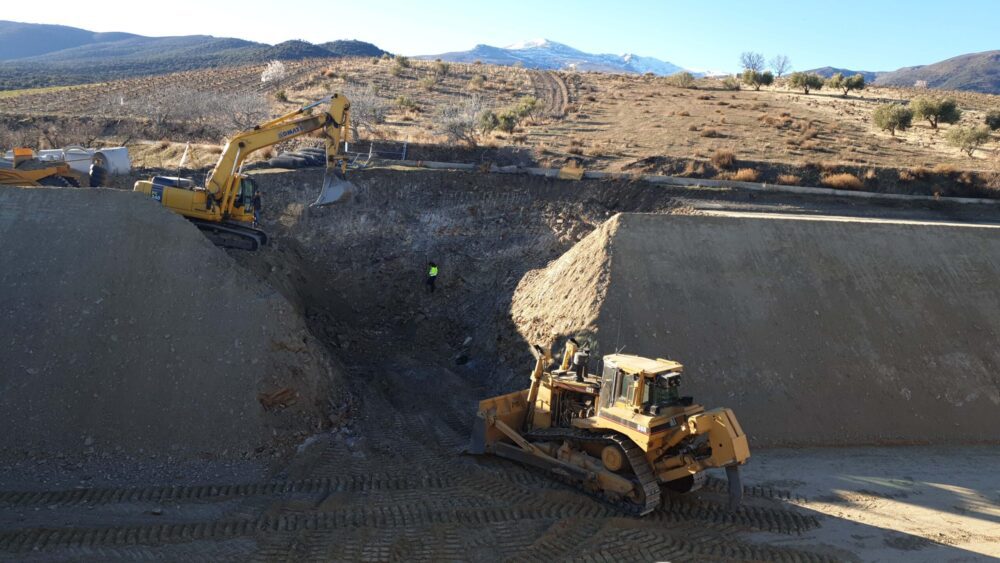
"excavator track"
190,219,268,251
524,427,661,516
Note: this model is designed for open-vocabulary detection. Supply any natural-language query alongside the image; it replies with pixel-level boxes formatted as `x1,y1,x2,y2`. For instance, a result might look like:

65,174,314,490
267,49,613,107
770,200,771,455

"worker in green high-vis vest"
426,262,439,293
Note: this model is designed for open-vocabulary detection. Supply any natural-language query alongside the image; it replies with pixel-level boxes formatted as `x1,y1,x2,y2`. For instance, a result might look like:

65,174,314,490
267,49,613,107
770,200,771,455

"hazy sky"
12,0,1000,72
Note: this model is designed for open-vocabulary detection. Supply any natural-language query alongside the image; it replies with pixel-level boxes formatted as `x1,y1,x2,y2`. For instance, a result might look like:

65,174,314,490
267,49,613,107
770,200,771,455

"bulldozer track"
0,474,456,508
0,500,615,554
704,475,808,502
524,427,662,515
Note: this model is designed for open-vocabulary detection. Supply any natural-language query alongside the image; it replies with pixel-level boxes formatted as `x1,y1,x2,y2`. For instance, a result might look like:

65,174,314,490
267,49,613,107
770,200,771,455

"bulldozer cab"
599,355,685,417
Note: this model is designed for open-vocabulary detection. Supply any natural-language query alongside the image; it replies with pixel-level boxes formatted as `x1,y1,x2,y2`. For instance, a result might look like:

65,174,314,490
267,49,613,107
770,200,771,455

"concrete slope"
0,187,337,459
514,213,1000,445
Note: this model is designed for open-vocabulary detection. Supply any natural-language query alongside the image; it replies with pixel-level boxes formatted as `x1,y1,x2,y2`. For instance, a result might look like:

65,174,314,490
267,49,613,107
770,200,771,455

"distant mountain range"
420,39,689,76
804,67,884,83
0,20,386,90
873,50,1000,94
3,21,1000,95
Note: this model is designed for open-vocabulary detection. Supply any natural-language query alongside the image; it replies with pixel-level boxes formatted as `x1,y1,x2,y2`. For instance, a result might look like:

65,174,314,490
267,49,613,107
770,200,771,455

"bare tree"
769,55,792,78
211,91,270,133
341,84,389,138
434,96,487,147
740,52,766,73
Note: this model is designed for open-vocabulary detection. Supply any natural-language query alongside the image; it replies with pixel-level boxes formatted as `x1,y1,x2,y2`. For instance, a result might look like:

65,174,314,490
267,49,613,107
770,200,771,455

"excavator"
134,94,355,250
471,340,750,516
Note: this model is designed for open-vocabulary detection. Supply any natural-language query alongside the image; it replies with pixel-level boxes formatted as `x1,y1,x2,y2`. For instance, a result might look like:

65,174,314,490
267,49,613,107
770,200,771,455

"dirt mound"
0,187,338,460
513,212,1000,446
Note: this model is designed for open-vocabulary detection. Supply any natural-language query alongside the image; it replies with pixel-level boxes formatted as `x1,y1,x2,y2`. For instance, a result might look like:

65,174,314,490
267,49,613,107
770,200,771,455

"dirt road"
530,70,569,117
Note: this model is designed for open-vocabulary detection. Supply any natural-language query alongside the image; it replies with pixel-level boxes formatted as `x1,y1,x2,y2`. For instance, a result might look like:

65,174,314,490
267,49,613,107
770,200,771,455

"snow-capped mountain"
420,39,688,76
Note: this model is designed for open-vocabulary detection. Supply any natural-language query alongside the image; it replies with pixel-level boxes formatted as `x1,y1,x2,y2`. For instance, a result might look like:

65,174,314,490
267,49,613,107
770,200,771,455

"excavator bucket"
311,168,355,207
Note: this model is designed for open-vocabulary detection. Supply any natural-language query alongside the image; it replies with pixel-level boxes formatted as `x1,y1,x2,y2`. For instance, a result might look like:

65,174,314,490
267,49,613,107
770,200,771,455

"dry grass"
710,150,736,170
821,173,864,190
776,173,801,185
731,168,760,182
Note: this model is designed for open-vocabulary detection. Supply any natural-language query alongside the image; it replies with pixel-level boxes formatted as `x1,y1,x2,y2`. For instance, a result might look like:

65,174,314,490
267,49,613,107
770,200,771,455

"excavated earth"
0,187,339,465
0,169,998,562
513,212,1000,446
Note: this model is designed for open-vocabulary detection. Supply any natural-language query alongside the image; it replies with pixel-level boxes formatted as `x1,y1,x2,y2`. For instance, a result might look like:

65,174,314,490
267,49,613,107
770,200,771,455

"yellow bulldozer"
471,340,750,515
134,94,355,250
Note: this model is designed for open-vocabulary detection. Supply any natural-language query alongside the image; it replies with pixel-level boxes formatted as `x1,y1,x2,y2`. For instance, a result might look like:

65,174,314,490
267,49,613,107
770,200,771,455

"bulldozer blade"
310,170,355,207
726,465,743,510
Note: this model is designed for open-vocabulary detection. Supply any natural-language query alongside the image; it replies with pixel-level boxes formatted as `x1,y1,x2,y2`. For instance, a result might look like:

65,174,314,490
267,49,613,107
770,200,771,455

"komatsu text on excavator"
134,94,354,250
471,339,750,516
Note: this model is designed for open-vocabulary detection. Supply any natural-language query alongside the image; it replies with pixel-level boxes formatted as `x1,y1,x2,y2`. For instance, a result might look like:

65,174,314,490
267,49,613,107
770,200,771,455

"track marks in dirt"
530,71,569,117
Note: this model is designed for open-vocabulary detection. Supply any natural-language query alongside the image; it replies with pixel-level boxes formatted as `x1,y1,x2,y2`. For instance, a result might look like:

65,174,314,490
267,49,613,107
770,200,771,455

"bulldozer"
471,340,750,515
134,94,355,250
0,147,91,187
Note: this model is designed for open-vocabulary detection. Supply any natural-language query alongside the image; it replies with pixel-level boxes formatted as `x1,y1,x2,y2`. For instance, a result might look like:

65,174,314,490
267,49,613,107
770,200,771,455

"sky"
12,0,1000,72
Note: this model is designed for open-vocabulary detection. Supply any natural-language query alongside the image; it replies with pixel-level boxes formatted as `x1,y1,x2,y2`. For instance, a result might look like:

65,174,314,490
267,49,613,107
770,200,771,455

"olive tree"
947,126,991,157
987,110,1000,131
826,73,865,96
911,97,962,129
741,70,774,91
788,72,824,94
872,103,914,136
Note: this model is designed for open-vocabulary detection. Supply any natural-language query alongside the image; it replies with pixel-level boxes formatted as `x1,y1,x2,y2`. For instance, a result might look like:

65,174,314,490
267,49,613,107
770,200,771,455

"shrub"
418,76,437,91
731,168,760,182
911,97,962,129
821,173,864,189
665,72,696,89
826,73,865,96
395,96,418,111
476,110,500,134
741,70,774,91
872,103,913,136
710,150,736,169
788,72,824,94
511,96,539,118
393,55,411,68
433,60,450,77
468,75,486,90
700,127,723,138
274,89,288,103
497,110,519,133
721,76,741,91
946,126,991,157
986,110,1000,131
776,173,801,185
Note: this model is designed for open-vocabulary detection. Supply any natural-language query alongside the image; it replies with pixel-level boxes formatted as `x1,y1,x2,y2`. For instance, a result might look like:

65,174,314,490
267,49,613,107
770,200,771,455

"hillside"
0,20,386,90
422,39,686,76
875,50,1000,93
806,67,883,83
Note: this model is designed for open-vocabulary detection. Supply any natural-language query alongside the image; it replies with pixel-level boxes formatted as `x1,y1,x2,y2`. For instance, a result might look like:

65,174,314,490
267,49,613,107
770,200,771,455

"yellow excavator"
134,94,355,250
471,340,750,515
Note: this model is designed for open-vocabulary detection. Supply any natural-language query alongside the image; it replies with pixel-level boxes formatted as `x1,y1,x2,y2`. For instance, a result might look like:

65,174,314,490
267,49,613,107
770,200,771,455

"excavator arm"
205,94,353,210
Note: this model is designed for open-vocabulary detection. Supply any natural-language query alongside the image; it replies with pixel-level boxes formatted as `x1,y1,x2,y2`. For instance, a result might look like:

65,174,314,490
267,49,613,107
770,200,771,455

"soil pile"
0,187,338,460
513,212,1000,446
